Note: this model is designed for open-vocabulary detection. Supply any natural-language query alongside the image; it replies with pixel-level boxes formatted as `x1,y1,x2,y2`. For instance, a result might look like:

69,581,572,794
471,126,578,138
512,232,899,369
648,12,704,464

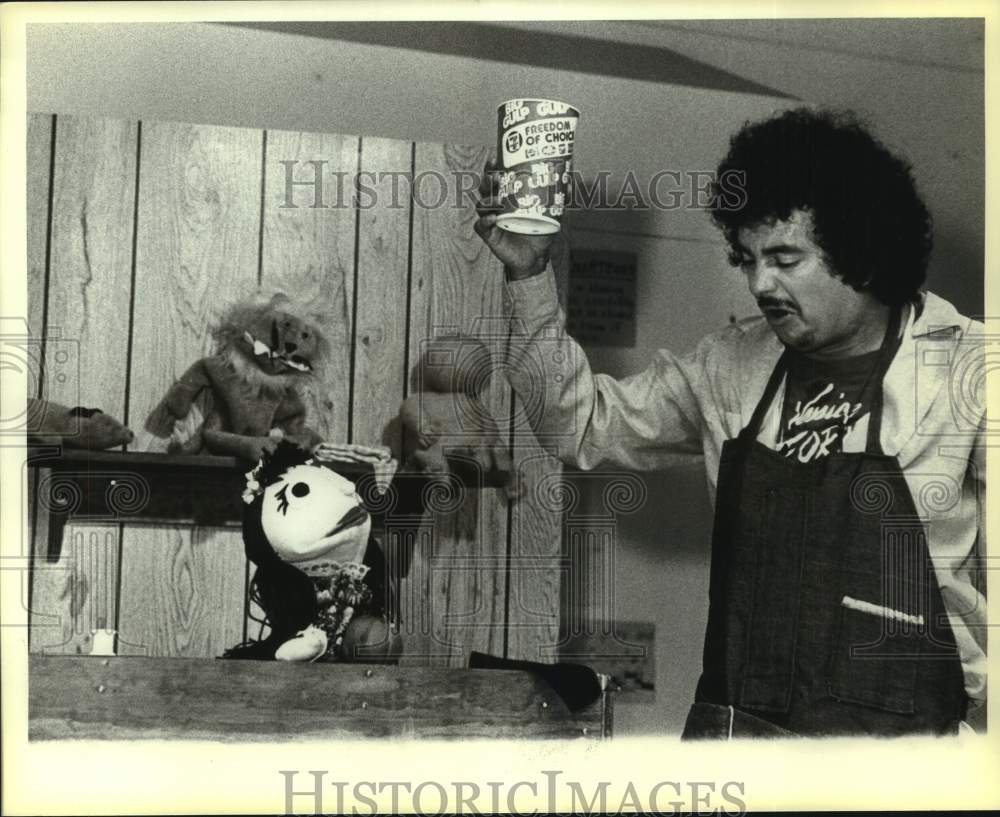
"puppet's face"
242,308,322,376
260,464,370,567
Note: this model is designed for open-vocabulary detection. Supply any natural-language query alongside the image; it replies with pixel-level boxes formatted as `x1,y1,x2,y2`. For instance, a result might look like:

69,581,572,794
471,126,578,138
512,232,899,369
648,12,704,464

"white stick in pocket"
841,595,924,627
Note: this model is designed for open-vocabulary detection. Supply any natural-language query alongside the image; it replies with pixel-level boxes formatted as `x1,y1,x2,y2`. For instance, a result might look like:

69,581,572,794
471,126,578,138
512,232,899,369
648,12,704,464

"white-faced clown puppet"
223,440,400,662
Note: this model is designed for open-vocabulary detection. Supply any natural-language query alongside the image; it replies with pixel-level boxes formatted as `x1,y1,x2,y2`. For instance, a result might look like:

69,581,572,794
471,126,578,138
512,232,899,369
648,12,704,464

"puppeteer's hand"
474,159,555,281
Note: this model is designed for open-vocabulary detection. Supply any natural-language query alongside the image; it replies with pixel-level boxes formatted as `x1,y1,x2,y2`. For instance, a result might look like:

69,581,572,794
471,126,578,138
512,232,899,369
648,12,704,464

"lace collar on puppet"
299,560,371,580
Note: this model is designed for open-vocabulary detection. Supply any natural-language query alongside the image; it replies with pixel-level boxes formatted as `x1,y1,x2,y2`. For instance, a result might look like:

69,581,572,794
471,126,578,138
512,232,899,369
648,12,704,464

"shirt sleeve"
959,328,988,706
972,419,986,593
952,418,988,710
503,267,719,471
970,418,987,652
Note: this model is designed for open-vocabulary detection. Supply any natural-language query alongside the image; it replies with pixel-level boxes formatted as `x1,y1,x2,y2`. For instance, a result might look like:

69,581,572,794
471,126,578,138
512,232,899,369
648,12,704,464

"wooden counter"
30,655,612,741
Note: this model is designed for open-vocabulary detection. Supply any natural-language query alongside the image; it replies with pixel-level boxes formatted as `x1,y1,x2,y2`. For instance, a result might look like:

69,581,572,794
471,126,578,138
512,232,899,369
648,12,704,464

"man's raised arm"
475,163,708,471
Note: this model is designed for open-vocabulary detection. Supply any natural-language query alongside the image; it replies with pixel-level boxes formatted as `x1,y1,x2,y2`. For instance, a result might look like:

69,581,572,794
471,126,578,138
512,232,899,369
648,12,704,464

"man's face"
735,209,886,358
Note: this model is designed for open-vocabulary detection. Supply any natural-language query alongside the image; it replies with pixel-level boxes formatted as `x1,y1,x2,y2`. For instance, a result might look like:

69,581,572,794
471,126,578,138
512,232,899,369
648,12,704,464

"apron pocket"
827,602,921,715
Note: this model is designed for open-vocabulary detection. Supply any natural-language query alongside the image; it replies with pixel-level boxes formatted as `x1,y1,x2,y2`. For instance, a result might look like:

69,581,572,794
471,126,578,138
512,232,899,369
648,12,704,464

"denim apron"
682,307,967,738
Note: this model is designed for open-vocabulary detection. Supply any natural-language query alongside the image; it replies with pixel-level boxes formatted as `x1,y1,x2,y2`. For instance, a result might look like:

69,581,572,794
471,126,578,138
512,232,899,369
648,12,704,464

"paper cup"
495,98,580,235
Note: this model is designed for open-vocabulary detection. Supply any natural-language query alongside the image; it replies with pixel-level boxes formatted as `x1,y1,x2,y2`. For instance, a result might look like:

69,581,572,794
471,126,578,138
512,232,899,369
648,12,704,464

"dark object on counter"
469,651,601,712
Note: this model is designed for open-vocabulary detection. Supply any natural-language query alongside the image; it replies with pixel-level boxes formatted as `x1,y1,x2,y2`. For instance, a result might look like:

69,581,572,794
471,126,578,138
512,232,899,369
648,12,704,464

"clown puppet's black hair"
254,438,314,488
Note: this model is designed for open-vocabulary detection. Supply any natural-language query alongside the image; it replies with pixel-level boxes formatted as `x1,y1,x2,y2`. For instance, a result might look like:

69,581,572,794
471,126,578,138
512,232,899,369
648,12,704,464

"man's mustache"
757,297,796,311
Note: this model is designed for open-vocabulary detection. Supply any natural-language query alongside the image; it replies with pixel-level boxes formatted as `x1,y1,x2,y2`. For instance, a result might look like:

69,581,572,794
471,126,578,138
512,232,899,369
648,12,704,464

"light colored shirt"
505,269,987,705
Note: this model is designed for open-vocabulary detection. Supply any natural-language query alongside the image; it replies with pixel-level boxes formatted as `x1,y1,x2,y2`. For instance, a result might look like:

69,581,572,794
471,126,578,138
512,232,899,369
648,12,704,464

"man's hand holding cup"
474,99,579,281
474,159,555,281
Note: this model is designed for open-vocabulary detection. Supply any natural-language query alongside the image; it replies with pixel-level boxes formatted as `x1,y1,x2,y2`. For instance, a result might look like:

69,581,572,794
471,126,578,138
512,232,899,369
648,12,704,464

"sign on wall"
566,250,637,347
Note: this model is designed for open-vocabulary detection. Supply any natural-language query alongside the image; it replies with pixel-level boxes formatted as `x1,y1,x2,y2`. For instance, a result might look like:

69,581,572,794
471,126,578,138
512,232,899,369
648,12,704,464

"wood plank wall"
26,113,562,666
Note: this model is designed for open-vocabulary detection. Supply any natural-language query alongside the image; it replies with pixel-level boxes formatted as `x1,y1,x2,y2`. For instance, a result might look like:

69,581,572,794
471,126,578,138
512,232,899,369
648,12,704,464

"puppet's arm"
399,392,520,498
164,358,214,419
202,428,281,463
274,391,323,451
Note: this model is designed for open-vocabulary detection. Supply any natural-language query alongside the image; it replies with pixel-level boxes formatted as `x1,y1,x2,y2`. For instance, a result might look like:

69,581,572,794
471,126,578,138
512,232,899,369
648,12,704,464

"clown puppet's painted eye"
292,482,310,498
275,484,290,515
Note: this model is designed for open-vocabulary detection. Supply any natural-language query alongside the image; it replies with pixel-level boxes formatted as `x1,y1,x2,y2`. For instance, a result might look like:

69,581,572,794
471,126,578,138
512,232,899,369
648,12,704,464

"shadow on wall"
554,203,722,736
557,463,712,737
929,225,985,319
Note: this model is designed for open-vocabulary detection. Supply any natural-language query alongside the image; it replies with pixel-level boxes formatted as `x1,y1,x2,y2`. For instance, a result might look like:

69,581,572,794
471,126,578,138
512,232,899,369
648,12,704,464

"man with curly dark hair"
475,107,985,739
712,108,933,310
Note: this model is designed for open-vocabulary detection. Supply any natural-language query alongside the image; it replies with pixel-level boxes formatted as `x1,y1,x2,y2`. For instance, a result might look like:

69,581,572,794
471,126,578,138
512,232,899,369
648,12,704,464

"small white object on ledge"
90,629,117,656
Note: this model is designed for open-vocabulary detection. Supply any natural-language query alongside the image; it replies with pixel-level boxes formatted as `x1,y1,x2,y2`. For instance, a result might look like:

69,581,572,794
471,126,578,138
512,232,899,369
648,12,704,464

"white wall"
25,19,984,737
509,18,985,318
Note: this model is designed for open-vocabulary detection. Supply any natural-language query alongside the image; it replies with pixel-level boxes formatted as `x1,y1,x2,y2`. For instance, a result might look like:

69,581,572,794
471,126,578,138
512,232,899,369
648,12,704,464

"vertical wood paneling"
26,115,566,666
44,116,136,409
117,526,246,656
120,122,260,656
403,142,509,666
29,526,120,654
26,113,53,346
352,137,412,454
504,240,570,662
26,112,53,565
260,129,358,443
29,116,136,655
26,113,54,647
129,121,263,451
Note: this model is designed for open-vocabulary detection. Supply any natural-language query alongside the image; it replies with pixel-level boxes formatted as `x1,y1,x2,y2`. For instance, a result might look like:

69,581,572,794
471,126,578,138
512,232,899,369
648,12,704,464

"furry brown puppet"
162,292,327,463
224,440,401,662
399,334,520,499
27,398,134,449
